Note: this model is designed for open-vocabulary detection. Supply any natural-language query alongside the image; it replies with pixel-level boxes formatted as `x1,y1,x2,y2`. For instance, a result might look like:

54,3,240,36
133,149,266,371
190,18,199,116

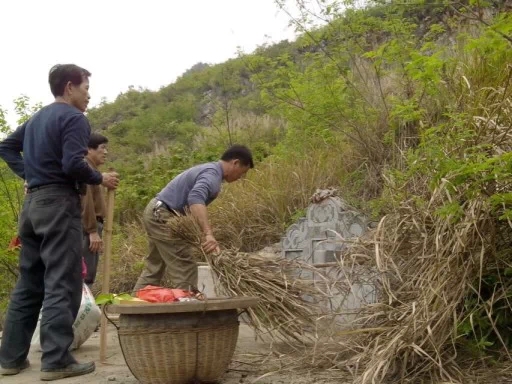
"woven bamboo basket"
109,297,258,384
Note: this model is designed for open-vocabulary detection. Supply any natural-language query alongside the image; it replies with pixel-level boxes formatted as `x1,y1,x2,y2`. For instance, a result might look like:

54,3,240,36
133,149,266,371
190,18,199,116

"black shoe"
40,361,95,381
0,359,30,375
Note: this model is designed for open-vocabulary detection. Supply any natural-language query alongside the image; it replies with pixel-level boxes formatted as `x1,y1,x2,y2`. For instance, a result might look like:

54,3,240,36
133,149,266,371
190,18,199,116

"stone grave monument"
280,189,378,323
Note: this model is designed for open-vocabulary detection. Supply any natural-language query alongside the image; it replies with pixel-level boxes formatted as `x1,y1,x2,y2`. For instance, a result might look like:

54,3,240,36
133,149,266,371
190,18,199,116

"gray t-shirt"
156,161,224,214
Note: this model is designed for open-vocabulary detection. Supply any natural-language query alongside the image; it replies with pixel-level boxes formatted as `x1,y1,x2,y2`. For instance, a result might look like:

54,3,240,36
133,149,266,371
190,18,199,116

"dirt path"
0,324,347,384
5,324,511,383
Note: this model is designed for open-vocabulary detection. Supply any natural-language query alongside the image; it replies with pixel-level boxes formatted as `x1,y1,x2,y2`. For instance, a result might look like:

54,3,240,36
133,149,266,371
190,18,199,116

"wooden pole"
99,187,115,363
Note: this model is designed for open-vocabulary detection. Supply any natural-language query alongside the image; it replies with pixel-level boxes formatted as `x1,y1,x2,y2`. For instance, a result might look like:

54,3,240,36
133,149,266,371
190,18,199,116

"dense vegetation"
1,0,511,380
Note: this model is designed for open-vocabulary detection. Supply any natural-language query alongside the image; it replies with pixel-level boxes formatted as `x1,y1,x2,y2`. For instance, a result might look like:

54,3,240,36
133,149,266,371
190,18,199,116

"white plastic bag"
70,283,101,350
31,283,101,351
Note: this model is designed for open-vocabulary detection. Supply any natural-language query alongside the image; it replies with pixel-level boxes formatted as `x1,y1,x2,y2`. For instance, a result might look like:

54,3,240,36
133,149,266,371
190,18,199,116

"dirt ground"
0,323,348,384
3,323,512,384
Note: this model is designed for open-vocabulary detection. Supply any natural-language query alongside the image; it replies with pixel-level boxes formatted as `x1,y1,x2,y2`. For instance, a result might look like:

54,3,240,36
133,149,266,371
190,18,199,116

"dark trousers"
0,185,83,370
83,221,103,285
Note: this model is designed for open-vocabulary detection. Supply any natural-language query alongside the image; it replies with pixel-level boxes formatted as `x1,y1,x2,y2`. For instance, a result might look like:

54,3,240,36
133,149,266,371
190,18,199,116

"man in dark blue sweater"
0,64,119,381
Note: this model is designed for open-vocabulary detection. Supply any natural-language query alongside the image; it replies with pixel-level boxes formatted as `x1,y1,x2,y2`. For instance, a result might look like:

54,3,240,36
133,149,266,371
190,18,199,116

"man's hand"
202,234,220,255
89,232,103,253
101,172,119,190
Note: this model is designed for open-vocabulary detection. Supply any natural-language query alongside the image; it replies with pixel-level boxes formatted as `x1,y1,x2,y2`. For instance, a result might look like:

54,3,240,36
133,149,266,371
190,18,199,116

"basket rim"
108,296,259,314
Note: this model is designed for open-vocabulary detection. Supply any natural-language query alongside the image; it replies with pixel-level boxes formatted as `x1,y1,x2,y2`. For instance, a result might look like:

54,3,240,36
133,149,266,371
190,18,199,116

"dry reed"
167,213,332,343
250,194,505,383
347,199,492,383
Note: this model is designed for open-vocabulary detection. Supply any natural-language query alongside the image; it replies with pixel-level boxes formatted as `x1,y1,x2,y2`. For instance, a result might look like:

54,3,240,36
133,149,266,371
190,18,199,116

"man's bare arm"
189,203,213,236
189,203,219,254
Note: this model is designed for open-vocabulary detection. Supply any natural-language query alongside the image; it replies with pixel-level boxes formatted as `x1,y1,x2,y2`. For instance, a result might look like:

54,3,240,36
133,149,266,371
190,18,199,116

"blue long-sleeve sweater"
0,102,102,188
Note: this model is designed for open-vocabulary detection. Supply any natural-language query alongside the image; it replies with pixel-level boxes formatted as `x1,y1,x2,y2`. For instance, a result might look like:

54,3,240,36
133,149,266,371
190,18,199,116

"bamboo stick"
99,188,115,363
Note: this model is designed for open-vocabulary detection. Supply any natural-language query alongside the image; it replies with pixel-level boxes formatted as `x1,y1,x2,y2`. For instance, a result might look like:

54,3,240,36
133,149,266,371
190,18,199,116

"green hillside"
83,1,510,220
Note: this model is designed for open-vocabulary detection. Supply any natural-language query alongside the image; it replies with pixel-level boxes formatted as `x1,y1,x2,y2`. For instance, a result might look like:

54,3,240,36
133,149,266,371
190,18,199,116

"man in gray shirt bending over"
132,144,253,292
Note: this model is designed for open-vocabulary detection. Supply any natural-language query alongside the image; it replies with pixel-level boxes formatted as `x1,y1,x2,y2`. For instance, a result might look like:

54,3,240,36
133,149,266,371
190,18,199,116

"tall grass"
209,141,353,252
94,221,147,295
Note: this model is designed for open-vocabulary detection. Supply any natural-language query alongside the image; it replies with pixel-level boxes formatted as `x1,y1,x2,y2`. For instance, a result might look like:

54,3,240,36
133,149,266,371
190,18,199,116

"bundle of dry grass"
345,198,494,383
168,214,331,343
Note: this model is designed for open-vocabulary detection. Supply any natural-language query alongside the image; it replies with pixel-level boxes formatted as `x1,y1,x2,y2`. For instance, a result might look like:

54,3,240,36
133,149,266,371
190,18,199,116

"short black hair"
220,144,254,168
88,132,109,149
48,64,91,97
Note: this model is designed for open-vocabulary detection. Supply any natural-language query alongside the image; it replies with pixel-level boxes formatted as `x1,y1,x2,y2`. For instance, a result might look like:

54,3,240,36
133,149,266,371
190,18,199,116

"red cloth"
8,235,21,250
136,285,194,303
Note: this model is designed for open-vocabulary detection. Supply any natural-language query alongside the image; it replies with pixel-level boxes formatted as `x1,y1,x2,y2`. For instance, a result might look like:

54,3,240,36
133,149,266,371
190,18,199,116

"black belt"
27,183,76,194
96,216,104,224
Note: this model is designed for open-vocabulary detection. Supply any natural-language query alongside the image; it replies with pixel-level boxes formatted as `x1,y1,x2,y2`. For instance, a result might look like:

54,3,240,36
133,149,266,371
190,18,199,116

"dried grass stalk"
167,213,330,343
345,197,492,384
265,193,498,383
